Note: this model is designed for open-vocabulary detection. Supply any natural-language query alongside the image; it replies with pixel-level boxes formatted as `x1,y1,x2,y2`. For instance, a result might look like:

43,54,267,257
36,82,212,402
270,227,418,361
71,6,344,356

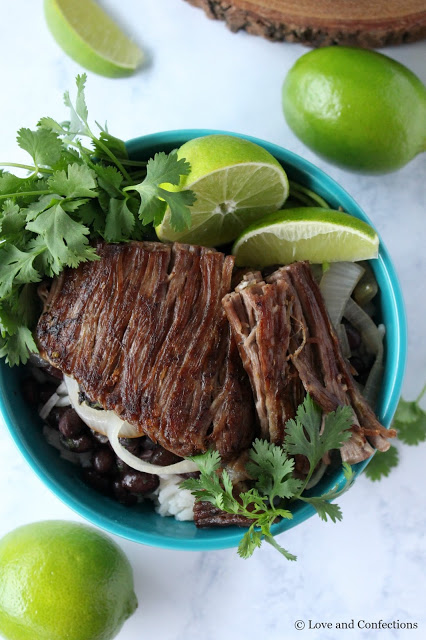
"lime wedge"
232,207,379,267
156,135,289,246
44,0,144,78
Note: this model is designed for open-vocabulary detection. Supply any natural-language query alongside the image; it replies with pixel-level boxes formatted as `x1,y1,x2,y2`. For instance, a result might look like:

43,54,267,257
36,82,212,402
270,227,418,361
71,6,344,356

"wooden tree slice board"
185,0,426,47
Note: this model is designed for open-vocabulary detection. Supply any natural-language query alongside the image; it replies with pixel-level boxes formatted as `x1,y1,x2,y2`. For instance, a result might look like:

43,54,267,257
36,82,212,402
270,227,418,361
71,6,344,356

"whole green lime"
282,47,426,173
0,521,138,640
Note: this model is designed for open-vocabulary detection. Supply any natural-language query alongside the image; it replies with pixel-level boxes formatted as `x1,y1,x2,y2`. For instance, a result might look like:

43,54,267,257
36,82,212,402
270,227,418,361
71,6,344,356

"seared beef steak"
36,241,255,459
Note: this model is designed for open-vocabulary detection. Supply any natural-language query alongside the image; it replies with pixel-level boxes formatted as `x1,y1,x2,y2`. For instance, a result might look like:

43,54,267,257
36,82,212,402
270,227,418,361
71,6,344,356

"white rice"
153,475,195,521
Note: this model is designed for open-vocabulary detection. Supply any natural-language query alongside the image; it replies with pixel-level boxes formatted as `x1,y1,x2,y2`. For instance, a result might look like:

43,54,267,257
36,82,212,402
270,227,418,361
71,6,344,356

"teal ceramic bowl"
0,130,407,551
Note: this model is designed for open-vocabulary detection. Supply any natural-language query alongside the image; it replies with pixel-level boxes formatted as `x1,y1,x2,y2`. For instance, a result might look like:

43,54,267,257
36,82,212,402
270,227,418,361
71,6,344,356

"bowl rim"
0,128,407,551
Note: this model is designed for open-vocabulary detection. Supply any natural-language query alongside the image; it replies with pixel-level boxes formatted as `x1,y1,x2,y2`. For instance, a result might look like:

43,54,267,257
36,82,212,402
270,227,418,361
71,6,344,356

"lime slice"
232,207,379,267
156,135,289,246
44,0,144,78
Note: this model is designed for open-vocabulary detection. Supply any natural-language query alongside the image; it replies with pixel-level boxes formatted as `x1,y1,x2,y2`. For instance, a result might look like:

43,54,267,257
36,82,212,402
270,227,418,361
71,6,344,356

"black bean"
345,323,362,350
92,447,115,475
83,470,111,494
90,430,109,444
115,458,133,473
46,406,68,429
179,471,200,479
58,409,85,438
121,471,159,494
119,438,141,456
113,480,138,506
150,447,182,466
59,433,94,453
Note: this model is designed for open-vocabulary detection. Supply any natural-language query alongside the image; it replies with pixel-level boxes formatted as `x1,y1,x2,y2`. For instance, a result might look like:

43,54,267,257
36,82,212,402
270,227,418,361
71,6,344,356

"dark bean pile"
22,374,184,506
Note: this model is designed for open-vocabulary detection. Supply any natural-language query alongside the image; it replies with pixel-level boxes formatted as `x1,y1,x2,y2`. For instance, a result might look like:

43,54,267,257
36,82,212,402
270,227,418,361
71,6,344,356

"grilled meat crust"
36,241,256,459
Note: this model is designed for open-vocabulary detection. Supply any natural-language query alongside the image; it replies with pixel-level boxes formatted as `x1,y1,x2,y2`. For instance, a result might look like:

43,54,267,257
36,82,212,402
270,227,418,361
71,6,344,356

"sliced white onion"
343,297,384,356
107,421,198,476
64,375,139,438
55,396,72,407
343,298,385,407
64,375,198,476
39,392,60,420
320,262,365,327
55,381,68,396
362,324,385,407
336,323,351,359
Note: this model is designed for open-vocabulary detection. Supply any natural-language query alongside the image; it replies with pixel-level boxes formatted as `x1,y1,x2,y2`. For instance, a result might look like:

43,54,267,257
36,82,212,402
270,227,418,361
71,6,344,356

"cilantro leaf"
246,439,303,501
92,165,123,197
144,151,190,186
0,201,28,246
47,163,98,198
238,527,263,559
136,184,167,226
364,446,399,482
285,396,353,472
37,116,68,136
0,325,38,366
17,128,63,168
158,188,196,231
0,245,41,297
26,203,98,274
127,151,196,230
393,387,426,446
104,198,135,242
92,129,128,163
301,498,343,523
63,73,89,136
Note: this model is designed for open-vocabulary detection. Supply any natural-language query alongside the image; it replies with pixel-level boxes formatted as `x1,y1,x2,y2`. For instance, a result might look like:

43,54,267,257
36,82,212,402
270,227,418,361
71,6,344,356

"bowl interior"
0,129,407,550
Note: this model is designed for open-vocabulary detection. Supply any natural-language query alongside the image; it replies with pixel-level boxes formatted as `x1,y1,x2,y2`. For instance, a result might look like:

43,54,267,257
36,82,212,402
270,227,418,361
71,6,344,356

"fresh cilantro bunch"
181,395,355,560
0,74,195,366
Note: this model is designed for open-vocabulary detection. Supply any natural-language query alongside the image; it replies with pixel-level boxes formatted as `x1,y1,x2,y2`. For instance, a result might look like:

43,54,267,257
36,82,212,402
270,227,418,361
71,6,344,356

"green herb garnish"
181,395,355,560
0,74,195,366
392,385,426,446
364,445,399,482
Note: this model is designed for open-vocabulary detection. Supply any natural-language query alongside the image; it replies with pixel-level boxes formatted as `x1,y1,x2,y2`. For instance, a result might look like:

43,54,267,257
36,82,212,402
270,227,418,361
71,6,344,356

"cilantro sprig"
364,385,426,482
181,395,355,560
0,74,196,366
393,384,426,446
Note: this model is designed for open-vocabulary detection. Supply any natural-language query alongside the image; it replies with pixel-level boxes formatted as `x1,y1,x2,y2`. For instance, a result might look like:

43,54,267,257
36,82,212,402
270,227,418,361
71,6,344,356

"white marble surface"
0,2,425,639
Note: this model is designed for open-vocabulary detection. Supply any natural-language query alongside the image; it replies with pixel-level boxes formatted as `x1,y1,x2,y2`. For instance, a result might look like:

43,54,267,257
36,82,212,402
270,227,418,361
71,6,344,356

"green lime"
282,47,426,173
156,135,289,246
44,0,144,78
0,521,137,640
232,207,379,267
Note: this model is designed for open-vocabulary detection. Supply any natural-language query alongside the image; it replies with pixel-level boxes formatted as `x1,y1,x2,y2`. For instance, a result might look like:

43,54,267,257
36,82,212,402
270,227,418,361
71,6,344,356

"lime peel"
232,207,379,267
44,0,144,78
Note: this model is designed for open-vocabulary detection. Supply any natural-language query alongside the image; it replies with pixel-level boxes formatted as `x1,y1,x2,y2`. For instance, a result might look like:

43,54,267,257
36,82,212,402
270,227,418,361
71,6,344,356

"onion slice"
64,375,198,476
343,298,385,407
320,262,364,327
107,421,199,476
64,375,140,438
